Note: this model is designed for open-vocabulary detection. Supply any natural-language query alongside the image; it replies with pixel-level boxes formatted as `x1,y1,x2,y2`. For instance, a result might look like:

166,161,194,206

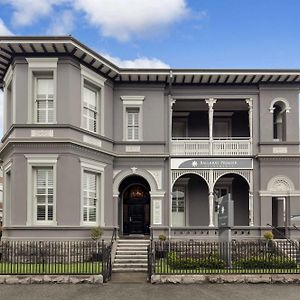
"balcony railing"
171,137,252,156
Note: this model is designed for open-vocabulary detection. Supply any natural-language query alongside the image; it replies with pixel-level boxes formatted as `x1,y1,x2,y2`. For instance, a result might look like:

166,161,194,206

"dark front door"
128,203,145,234
123,184,150,235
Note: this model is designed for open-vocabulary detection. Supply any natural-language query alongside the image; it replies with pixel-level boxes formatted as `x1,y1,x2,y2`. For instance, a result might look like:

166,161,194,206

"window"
127,108,140,140
273,103,286,141
172,187,185,213
26,154,57,226
83,171,98,223
80,158,106,226
3,163,12,227
26,58,58,124
3,66,14,132
83,84,98,132
81,65,106,135
34,167,54,222
121,96,144,141
35,77,54,123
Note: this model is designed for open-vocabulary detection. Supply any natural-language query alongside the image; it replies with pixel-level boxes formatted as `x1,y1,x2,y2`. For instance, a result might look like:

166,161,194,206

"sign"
218,194,234,228
171,158,253,170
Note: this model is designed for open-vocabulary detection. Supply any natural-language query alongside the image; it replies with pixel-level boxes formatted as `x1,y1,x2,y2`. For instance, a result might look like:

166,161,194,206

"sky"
0,0,300,134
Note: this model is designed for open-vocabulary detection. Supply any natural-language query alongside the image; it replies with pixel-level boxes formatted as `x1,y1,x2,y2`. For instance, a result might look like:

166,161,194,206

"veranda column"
205,98,217,155
208,169,214,227
113,195,119,229
169,95,176,230
249,170,254,226
246,98,253,155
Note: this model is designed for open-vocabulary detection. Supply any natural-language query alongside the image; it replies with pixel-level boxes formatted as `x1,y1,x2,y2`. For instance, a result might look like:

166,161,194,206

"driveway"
0,283,300,300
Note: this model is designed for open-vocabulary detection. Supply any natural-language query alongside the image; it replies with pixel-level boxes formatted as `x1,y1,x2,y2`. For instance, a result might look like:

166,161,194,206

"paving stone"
0,275,7,284
244,275,271,283
30,276,44,284
43,275,69,284
69,275,94,284
93,275,103,284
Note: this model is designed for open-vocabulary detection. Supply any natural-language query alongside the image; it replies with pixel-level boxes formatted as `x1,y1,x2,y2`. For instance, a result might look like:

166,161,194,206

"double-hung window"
127,108,140,140
83,84,98,132
83,171,98,223
26,154,57,226
26,58,57,124
35,77,54,123
34,167,54,222
80,158,106,226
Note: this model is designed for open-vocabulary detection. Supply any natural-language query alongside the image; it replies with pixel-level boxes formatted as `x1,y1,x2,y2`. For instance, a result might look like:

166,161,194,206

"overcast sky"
1,0,300,135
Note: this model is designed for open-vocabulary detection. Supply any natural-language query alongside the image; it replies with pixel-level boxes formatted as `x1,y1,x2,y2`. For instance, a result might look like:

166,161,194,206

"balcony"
171,137,252,156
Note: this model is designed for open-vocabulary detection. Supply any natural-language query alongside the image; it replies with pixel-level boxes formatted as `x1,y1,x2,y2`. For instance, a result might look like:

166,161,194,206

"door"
272,197,286,238
128,203,145,234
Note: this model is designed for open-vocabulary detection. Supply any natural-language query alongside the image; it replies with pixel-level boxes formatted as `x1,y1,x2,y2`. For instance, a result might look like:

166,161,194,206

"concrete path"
1,283,300,300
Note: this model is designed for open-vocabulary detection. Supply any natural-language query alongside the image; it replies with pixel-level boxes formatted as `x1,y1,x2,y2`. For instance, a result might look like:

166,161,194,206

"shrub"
90,227,103,240
234,256,296,269
167,252,226,269
159,234,167,241
263,231,274,240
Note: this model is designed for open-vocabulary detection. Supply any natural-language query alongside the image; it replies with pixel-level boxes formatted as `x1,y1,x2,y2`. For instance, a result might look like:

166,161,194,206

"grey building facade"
0,36,300,240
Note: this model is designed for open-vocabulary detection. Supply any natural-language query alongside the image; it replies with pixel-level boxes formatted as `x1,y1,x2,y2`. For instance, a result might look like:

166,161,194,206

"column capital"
205,98,217,108
169,95,176,108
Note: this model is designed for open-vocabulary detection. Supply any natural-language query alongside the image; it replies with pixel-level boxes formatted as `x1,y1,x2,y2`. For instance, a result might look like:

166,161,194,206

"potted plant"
156,234,168,259
263,231,274,255
90,226,104,261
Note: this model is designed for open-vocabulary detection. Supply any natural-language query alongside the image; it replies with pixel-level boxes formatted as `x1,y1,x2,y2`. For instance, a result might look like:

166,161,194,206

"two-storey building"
0,36,300,240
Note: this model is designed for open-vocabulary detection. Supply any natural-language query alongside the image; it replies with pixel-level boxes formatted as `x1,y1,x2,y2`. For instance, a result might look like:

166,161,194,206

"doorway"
272,197,286,238
119,175,151,236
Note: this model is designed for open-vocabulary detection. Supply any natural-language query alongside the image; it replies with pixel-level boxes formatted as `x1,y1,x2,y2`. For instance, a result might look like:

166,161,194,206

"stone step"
114,258,148,263
113,263,148,268
117,244,149,247
112,267,148,273
118,239,150,243
115,254,148,259
116,250,148,254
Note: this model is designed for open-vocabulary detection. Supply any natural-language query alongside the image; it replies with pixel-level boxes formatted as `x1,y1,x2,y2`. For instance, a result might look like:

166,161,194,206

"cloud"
102,53,170,68
74,0,189,41
1,0,68,26
0,18,13,35
47,10,74,35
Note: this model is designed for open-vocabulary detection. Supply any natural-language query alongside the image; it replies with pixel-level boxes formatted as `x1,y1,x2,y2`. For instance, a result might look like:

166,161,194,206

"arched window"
270,100,290,141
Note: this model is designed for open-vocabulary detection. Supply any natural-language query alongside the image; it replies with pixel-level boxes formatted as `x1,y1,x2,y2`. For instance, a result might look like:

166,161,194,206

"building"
0,36,300,241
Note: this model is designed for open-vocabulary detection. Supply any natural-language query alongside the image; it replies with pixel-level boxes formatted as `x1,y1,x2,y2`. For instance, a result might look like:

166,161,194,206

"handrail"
110,227,118,247
267,224,299,248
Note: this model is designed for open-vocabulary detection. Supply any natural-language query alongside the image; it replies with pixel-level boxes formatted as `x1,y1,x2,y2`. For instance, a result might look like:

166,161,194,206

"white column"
208,169,214,227
246,98,253,154
249,192,254,226
205,98,217,155
113,195,119,228
249,170,254,226
169,96,175,231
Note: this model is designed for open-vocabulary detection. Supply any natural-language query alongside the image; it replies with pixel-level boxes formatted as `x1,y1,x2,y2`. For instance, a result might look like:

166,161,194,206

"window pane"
83,171,98,223
48,205,53,220
37,205,46,220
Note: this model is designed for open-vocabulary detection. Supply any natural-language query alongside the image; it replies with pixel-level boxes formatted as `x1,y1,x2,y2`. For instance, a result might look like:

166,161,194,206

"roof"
1,36,300,86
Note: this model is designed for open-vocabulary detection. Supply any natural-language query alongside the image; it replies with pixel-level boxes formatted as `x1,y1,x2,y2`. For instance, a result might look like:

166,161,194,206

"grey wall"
188,176,209,226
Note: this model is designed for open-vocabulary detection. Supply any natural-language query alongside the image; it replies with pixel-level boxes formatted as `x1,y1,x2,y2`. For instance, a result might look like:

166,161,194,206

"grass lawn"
154,260,300,274
0,262,102,274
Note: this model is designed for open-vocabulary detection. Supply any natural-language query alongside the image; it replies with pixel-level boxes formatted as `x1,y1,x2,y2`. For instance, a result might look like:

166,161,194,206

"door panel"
128,203,145,234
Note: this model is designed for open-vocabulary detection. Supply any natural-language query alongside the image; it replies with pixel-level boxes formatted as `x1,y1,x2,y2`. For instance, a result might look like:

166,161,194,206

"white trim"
80,158,106,227
3,68,14,132
269,97,291,113
26,154,58,226
26,58,58,124
80,65,105,135
121,96,145,141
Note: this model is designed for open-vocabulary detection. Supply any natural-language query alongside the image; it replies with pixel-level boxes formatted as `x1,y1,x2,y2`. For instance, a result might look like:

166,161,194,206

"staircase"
112,239,150,273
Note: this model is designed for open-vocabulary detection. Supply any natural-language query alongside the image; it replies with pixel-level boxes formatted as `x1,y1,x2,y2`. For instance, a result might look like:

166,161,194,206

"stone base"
0,275,103,284
151,274,300,284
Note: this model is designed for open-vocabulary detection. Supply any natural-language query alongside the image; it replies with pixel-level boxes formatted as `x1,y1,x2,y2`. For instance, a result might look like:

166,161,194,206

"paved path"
1,283,300,300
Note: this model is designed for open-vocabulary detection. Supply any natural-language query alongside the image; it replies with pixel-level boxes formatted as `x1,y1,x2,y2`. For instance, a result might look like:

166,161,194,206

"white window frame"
172,178,189,226
3,65,16,132
121,96,145,141
80,65,106,135
26,58,58,124
34,76,55,124
80,158,106,227
3,161,12,227
25,154,58,226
